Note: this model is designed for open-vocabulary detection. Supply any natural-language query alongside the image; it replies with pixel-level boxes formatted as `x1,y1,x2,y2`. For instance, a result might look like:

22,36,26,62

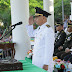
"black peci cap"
34,7,51,18
55,22,63,27
68,23,72,27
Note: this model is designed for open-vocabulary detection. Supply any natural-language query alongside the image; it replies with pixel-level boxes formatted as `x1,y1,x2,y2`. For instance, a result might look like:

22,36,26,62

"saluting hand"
29,16,34,25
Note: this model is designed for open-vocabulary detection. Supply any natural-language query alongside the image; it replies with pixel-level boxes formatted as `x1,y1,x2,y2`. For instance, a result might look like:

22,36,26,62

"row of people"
54,21,72,63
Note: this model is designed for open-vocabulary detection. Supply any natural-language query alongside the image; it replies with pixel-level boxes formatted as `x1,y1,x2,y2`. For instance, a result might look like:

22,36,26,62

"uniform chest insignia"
46,25,50,28
58,37,59,39
62,31,64,33
58,35,61,39
67,36,71,41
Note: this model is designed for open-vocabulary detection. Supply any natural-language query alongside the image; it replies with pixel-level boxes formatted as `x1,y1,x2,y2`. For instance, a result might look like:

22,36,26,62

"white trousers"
47,66,53,72
32,55,53,72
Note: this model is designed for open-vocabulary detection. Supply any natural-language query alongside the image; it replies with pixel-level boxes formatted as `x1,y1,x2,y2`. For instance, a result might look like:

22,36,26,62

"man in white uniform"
26,7,54,72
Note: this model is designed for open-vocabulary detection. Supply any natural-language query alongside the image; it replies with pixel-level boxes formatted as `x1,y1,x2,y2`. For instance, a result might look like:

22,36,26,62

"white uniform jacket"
26,22,55,72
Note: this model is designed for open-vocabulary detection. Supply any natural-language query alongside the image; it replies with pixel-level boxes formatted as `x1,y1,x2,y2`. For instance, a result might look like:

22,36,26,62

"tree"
0,0,71,28
54,0,71,22
0,0,43,29
0,0,11,29
29,0,43,16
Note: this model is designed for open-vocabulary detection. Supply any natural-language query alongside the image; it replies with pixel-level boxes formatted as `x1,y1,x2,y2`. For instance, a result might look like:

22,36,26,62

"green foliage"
54,0,71,22
29,0,43,16
0,0,11,29
0,0,43,29
0,0,71,29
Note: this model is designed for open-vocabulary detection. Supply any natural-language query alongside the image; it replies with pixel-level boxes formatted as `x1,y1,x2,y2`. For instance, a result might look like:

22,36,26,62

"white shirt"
26,22,55,66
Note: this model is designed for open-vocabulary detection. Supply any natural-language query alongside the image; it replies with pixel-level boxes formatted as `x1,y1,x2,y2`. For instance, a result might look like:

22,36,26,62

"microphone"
11,21,22,27
0,22,23,40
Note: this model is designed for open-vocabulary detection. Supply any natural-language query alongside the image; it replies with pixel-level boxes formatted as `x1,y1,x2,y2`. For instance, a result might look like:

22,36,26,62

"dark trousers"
53,49,64,56
56,51,65,59
61,52,71,60
63,54,72,61
68,56,72,64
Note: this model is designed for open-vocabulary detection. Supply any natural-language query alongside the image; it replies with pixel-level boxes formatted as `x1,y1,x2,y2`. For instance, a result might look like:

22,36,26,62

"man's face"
67,26,72,32
56,25,61,31
34,16,43,26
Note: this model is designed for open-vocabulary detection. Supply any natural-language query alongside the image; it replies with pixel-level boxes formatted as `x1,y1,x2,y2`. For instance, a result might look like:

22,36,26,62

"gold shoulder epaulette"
46,25,50,28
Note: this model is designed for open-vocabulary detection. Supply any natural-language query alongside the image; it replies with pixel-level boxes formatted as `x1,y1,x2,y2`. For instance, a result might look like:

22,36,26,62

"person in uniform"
56,22,72,59
26,7,55,72
54,22,66,55
63,49,72,63
67,49,72,64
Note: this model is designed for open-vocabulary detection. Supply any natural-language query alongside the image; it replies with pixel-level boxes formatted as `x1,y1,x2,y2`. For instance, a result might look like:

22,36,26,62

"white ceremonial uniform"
26,22,55,72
